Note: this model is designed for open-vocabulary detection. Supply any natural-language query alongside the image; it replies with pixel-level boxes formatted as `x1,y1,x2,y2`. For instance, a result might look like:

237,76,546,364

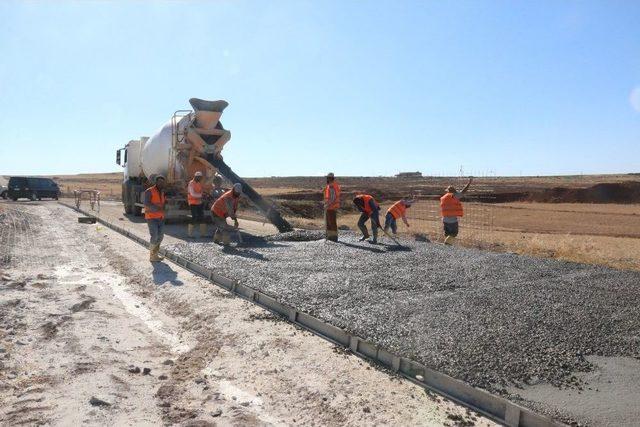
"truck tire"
123,181,133,214
30,192,37,201
129,185,143,216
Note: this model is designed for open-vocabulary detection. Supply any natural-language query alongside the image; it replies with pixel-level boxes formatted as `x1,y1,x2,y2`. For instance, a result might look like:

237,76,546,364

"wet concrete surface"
169,231,640,424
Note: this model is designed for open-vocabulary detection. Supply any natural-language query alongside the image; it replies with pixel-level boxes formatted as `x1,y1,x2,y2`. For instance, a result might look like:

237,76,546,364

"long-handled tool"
372,217,403,247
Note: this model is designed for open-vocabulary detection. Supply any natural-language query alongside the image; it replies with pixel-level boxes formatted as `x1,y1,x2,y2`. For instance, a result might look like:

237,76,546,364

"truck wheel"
30,193,37,201
133,205,143,216
124,203,133,214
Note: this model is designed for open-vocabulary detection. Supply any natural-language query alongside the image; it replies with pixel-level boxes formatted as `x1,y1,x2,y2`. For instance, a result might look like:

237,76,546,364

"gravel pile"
169,232,640,395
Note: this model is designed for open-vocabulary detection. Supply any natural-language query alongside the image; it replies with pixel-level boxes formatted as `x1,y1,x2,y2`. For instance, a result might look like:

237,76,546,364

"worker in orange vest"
211,183,242,246
353,194,381,244
187,171,207,238
384,198,414,234
440,177,473,245
143,175,167,262
323,172,341,242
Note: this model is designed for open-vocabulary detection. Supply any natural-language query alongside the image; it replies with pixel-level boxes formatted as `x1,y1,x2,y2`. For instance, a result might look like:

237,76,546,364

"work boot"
149,245,162,262
155,244,164,260
187,224,194,238
358,224,369,241
199,224,207,238
222,232,231,247
444,236,456,245
213,229,222,244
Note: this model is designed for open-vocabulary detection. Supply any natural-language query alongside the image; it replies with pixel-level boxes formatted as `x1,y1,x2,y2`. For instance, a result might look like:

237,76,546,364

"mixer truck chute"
115,98,293,233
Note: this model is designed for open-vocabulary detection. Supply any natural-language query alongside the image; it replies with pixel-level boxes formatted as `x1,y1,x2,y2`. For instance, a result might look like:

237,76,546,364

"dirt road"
0,201,491,426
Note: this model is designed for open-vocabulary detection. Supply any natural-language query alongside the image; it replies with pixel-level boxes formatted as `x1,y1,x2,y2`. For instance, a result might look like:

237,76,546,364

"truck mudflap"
209,157,293,233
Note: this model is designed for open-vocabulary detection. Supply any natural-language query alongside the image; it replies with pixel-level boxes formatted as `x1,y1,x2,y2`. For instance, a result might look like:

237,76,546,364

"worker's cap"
446,185,456,193
194,171,203,177
232,183,243,194
326,172,335,179
154,174,166,183
403,199,415,206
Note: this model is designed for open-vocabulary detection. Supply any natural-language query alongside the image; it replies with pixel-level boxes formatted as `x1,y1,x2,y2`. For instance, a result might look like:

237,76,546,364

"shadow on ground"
152,262,184,286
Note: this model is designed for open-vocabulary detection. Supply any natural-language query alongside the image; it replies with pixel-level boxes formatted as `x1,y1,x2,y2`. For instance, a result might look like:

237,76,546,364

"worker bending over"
187,171,207,238
384,198,413,234
211,183,242,246
144,175,167,262
440,177,473,245
353,194,381,244
323,172,341,242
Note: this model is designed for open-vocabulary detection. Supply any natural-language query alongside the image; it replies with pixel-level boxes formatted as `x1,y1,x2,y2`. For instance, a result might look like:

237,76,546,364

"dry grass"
477,230,640,271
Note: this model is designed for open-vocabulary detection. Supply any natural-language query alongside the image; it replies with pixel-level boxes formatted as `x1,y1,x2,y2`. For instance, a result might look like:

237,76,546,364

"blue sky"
0,1,638,177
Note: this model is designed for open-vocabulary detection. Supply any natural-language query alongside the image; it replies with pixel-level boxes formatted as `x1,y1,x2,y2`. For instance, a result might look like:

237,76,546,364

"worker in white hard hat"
440,177,473,245
323,172,341,242
187,171,207,238
211,183,242,246
211,173,226,200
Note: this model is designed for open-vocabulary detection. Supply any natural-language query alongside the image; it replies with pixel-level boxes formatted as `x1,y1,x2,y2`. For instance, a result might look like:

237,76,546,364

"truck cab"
116,138,146,215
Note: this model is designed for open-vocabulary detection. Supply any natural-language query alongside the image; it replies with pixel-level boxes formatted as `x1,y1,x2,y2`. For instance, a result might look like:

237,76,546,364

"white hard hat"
194,171,203,177
233,183,243,194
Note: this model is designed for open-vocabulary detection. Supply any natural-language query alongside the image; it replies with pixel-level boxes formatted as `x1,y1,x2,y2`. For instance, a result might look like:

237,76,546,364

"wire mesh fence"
375,196,495,244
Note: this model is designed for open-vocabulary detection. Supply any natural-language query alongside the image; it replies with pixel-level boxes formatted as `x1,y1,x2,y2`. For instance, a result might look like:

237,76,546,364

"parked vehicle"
8,177,60,201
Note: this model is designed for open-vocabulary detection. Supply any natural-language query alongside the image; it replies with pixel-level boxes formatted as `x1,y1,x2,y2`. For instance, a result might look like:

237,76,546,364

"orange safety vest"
355,194,377,216
387,200,407,219
211,190,239,218
323,181,341,210
187,180,203,206
440,192,464,217
144,186,166,220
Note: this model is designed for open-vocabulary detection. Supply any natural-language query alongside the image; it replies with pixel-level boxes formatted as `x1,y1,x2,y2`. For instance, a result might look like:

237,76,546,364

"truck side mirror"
116,150,121,165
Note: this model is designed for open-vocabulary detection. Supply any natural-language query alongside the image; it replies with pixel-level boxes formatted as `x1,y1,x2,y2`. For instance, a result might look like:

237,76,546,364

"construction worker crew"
323,172,341,242
384,198,414,234
144,175,167,262
211,183,242,246
187,171,207,238
440,177,473,245
353,194,381,244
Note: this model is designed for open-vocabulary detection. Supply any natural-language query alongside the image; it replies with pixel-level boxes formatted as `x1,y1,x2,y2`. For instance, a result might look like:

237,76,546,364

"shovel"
372,217,403,247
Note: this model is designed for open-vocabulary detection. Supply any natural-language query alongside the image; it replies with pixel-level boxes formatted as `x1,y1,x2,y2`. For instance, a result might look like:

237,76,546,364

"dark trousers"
190,204,205,224
443,221,459,237
325,209,338,241
357,212,380,240
147,218,165,246
384,212,398,234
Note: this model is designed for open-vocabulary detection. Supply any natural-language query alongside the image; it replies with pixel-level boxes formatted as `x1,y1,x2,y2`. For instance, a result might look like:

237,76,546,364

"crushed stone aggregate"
169,232,640,397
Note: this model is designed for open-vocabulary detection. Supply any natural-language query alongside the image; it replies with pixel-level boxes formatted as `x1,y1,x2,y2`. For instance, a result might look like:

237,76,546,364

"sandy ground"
0,200,492,427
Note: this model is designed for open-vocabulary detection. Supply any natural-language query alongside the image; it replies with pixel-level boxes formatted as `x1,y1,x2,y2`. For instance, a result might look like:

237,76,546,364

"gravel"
168,232,640,395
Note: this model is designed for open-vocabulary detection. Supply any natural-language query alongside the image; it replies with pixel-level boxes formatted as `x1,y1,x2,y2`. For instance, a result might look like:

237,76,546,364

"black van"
8,177,60,201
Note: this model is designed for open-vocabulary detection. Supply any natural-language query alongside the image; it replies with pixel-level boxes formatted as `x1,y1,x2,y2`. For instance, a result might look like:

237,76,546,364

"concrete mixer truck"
115,98,292,232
